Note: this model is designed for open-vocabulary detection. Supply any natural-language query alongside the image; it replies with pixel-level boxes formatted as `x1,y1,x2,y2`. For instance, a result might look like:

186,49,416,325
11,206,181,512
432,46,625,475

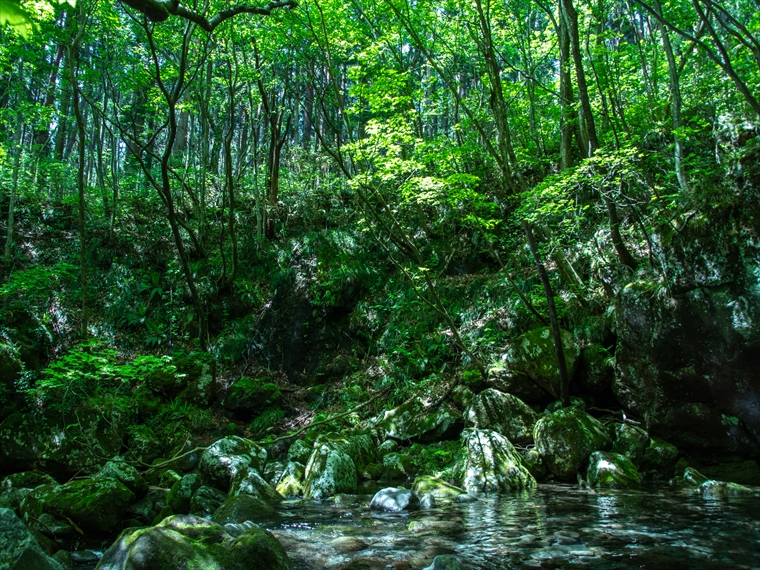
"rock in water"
369,487,419,512
212,494,276,524
464,388,538,444
461,429,536,493
424,555,465,570
411,476,468,503
586,451,642,487
275,462,306,498
94,515,291,570
377,397,463,443
20,479,135,536
533,407,612,480
504,327,580,398
303,443,357,500
198,437,267,492
0,508,64,570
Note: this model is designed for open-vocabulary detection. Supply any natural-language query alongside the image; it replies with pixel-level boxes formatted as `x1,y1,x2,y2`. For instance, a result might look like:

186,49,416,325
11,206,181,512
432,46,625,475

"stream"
264,482,760,569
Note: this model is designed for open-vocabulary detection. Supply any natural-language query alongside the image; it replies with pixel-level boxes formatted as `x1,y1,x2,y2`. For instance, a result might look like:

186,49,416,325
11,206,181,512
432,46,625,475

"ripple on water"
267,483,760,569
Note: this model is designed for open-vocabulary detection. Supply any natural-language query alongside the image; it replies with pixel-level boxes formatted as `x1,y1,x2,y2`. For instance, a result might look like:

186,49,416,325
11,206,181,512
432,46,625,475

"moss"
411,476,466,502
586,451,642,488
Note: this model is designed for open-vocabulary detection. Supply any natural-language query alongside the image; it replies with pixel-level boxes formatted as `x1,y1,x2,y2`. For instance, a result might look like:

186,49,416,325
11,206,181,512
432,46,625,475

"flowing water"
265,483,760,569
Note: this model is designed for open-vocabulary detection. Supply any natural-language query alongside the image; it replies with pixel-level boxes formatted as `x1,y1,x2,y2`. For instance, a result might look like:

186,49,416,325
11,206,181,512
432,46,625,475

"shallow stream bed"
265,483,760,569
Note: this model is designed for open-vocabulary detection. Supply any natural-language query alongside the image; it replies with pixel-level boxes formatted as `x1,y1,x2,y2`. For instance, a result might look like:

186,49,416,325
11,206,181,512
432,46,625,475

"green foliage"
249,408,285,436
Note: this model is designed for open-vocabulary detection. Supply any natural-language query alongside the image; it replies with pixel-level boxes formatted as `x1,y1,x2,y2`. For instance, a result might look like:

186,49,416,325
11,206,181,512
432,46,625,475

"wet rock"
464,388,538,444
613,208,760,458
95,515,290,570
377,398,463,443
377,440,399,460
230,467,283,504
93,458,149,499
223,377,282,419
0,508,64,570
275,462,306,498
411,476,467,503
699,479,756,496
369,487,419,512
683,467,709,486
533,407,612,480
303,442,357,500
199,437,267,492
423,555,464,570
640,437,680,477
461,428,536,492
189,486,226,517
611,423,649,465
212,494,276,524
287,440,312,464
166,473,202,514
577,344,613,393
329,537,368,553
504,327,581,398
20,478,135,536
586,451,642,487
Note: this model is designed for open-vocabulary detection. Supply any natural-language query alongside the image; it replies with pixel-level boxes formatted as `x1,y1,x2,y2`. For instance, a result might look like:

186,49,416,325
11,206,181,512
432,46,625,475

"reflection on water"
264,483,760,569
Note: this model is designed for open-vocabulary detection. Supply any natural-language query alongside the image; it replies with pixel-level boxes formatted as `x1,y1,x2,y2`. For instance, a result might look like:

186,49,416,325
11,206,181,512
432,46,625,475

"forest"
0,0,759,568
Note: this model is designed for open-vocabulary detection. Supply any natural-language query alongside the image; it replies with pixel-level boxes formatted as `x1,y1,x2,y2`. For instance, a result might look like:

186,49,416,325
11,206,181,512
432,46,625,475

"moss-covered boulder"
464,389,537,444
189,486,226,517
275,462,305,498
486,361,550,405
286,439,312,464
0,508,64,570
20,478,135,535
229,467,282,504
199,437,267,492
312,433,375,471
586,451,642,487
520,448,547,481
461,429,536,493
577,344,613,393
377,398,463,443
411,476,467,503
611,423,650,465
94,458,148,499
640,437,680,477
212,494,276,525
94,515,291,570
504,327,580,398
533,407,612,480
0,472,57,511
377,440,398,460
382,452,416,479
303,442,357,500
174,352,217,406
223,377,282,419
166,473,202,515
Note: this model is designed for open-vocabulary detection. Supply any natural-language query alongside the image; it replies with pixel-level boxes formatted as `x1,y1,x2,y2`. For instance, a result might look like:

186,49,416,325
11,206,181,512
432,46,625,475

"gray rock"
586,451,642,488
303,443,357,500
533,407,612,480
462,429,536,493
229,467,283,504
198,437,267,492
369,487,419,512
464,388,538,444
0,508,64,570
286,440,312,464
94,515,291,570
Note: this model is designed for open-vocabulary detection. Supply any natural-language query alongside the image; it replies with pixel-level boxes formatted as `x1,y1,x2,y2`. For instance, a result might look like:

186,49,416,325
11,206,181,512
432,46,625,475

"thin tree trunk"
4,113,24,265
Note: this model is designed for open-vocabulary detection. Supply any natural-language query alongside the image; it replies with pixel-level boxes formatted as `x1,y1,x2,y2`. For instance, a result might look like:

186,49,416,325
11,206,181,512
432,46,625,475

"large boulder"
0,472,57,511
94,515,290,570
369,487,419,512
229,467,283,504
377,398,463,443
503,327,580,399
198,437,267,492
166,473,202,515
223,377,282,419
464,389,538,444
461,429,536,493
533,407,612,480
411,476,468,503
311,433,375,471
93,458,148,499
610,423,650,465
20,478,135,535
486,361,550,405
303,442,357,500
613,206,760,457
586,451,642,488
0,508,64,570
212,494,276,525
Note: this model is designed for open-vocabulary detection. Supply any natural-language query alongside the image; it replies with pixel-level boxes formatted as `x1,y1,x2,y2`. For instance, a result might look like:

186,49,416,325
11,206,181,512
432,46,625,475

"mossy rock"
464,389,538,444
312,432,375,471
212,494,276,525
377,398,463,443
275,462,305,498
229,467,283,504
533,407,612,480
382,452,416,479
411,476,467,503
303,443,357,500
0,508,64,570
461,429,536,493
376,440,399,460
698,460,760,486
224,377,281,419
94,515,291,570
577,344,614,393
504,327,580,398
20,478,135,535
94,458,149,499
586,451,642,488
199,437,267,492
640,437,680,477
166,473,202,515
520,448,547,481
286,440,312,464
189,486,226,517
610,423,649,466
406,441,462,477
